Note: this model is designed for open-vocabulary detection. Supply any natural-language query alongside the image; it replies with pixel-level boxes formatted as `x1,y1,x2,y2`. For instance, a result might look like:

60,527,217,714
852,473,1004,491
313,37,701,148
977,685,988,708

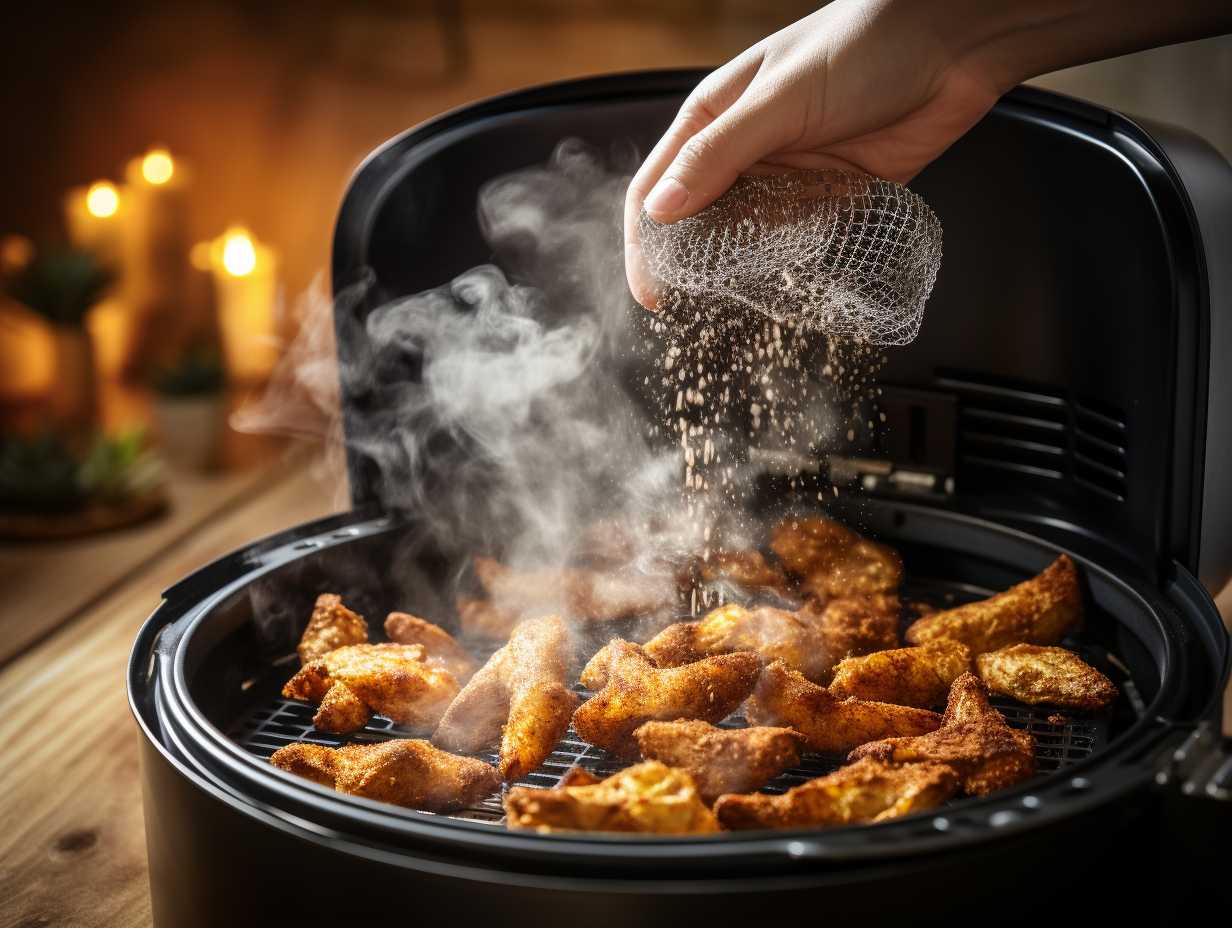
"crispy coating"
282,643,460,734
799,594,901,665
770,515,902,600
296,594,368,664
698,550,790,592
504,761,719,833
634,720,805,804
384,611,477,681
905,554,1083,654
715,757,960,830
745,661,942,754
829,640,973,708
433,615,578,780
456,595,521,641
573,640,762,757
850,672,1036,795
976,644,1118,711
270,739,500,812
474,556,677,622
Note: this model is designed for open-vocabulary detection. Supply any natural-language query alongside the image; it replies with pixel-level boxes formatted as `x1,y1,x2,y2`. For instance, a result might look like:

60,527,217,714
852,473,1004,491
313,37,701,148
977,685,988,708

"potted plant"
7,250,112,441
151,347,226,472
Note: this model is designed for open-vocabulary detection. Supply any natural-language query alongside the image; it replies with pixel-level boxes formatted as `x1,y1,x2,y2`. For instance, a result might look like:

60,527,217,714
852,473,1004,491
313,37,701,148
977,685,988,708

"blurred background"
0,0,1229,649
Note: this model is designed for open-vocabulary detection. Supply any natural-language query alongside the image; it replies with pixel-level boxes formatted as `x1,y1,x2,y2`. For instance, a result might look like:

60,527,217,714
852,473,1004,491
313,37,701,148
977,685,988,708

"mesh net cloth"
638,170,942,345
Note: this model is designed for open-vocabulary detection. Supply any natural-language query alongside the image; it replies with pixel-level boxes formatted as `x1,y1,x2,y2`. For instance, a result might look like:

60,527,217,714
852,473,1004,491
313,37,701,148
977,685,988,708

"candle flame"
222,228,257,277
142,149,175,185
86,182,120,218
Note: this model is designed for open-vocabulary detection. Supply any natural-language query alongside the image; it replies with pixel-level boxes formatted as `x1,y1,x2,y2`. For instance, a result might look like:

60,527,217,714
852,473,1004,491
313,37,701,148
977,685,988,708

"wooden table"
0,462,337,928
1,462,1228,928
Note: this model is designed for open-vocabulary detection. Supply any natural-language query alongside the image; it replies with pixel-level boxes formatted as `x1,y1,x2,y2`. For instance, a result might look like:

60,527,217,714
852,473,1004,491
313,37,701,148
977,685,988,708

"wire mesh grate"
229,685,1107,827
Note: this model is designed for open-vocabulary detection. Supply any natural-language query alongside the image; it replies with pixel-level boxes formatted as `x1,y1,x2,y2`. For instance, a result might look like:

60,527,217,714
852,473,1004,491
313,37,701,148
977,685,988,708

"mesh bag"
638,171,942,345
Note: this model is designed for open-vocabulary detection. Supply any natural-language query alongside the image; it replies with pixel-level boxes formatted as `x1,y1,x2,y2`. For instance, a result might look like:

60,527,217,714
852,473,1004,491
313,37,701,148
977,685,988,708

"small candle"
63,180,125,268
205,226,279,382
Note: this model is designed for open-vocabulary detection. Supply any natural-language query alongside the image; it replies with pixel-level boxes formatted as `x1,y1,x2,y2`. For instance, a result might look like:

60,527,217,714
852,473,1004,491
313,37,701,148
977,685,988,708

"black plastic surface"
330,72,1232,594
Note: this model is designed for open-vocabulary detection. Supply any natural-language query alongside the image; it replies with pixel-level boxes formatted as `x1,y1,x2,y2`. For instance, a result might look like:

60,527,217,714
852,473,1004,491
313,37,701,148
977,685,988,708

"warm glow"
221,228,257,276
86,181,120,218
141,149,175,185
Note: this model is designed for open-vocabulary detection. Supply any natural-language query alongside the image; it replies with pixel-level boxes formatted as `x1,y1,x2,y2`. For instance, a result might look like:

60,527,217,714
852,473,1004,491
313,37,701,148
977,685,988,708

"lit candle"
63,180,125,268
204,226,279,382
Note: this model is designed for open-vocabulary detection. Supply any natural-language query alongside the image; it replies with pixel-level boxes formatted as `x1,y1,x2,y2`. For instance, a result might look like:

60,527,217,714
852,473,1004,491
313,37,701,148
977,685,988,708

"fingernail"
644,176,688,216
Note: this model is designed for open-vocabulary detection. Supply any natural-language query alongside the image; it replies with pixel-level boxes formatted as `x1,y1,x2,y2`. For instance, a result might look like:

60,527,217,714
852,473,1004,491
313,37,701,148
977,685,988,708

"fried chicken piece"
433,615,578,780
474,556,677,623
746,661,942,754
698,550,790,592
296,593,368,664
269,739,500,812
905,554,1083,654
573,640,761,757
770,514,902,600
282,643,460,734
829,640,973,708
799,594,901,663
456,595,521,641
504,761,719,834
849,672,1036,795
634,720,805,804
715,756,960,830
384,611,477,681
976,644,1118,711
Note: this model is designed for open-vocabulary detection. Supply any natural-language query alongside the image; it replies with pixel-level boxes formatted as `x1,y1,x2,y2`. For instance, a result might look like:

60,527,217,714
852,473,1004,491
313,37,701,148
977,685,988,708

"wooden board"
0,463,337,928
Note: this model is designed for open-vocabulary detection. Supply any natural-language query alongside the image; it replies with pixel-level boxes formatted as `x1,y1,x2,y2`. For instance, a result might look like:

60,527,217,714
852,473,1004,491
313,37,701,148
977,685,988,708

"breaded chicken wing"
269,739,500,812
474,556,677,623
282,643,460,734
745,661,942,754
573,640,761,757
829,640,972,708
504,761,719,834
433,615,578,781
715,756,960,830
904,554,1083,654
384,611,477,681
976,644,1117,711
634,720,805,803
296,593,368,664
698,550,790,592
799,594,901,663
849,672,1036,795
770,515,902,600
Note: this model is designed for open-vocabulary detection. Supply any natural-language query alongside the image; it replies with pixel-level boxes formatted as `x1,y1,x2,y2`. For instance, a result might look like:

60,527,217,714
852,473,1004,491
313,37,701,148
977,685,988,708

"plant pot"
151,394,224,472
48,324,98,438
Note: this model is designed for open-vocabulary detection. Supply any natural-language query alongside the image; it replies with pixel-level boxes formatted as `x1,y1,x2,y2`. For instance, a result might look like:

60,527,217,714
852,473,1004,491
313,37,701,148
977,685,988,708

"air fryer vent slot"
936,372,1128,502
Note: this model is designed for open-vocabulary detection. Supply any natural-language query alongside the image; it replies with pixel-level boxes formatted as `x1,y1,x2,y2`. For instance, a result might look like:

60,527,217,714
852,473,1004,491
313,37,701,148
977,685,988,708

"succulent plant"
7,249,113,327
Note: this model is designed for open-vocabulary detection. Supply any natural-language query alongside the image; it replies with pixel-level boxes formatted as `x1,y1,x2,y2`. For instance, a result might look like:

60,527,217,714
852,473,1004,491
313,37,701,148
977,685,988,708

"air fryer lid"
331,72,1232,593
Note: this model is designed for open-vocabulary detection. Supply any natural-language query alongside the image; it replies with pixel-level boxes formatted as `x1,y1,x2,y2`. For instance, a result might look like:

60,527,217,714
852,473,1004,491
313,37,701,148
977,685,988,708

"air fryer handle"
1154,721,1232,801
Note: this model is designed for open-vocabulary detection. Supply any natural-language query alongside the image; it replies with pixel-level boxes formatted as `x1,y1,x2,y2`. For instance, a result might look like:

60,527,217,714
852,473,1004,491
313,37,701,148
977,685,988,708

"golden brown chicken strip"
799,594,901,663
296,594,368,664
642,604,831,682
904,554,1083,655
384,612,477,681
698,550,790,592
433,615,578,781
849,672,1036,795
474,556,677,623
504,761,719,834
270,739,500,812
829,640,972,708
573,640,761,757
715,756,960,830
770,515,902,600
976,644,1117,711
282,643,460,734
745,661,942,754
634,720,805,804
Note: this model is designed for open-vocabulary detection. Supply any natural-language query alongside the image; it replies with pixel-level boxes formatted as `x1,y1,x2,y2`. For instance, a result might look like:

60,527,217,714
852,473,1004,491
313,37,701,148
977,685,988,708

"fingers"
624,58,760,310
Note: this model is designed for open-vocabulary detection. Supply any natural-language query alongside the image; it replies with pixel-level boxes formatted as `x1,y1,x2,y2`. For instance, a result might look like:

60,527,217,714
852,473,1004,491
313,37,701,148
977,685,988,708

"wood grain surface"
0,463,337,928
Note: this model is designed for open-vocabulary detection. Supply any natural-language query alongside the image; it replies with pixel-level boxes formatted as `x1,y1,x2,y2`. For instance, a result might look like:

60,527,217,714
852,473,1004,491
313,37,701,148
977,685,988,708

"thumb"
642,101,785,223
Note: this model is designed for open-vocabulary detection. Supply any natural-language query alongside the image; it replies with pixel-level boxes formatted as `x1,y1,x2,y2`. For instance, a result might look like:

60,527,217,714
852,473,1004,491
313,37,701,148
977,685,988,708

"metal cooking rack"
229,687,1106,827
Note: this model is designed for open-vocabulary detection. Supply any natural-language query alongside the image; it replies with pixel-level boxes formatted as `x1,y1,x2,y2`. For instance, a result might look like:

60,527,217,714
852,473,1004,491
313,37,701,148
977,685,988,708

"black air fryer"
129,72,1232,926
